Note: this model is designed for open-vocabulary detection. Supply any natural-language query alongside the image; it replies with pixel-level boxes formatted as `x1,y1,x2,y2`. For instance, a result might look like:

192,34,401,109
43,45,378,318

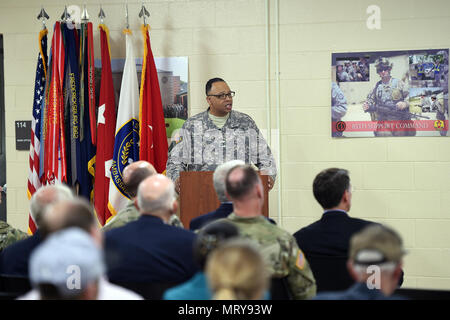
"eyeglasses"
377,67,391,73
207,91,236,100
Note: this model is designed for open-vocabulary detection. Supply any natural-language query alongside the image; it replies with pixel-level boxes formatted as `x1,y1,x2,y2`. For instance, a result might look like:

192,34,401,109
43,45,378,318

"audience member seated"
189,160,244,231
206,238,269,300
0,184,73,276
102,161,183,231
19,198,142,300
28,228,105,300
221,164,316,300
164,220,239,300
104,174,199,298
293,168,403,292
315,224,407,300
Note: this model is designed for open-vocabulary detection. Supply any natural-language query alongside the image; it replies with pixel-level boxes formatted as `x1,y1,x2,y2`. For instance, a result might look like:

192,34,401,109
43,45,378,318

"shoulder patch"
295,249,306,270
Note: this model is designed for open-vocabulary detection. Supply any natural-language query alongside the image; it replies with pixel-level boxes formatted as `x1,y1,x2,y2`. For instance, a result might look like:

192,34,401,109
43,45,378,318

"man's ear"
172,199,178,214
256,183,264,200
347,260,359,281
341,189,350,205
134,198,140,211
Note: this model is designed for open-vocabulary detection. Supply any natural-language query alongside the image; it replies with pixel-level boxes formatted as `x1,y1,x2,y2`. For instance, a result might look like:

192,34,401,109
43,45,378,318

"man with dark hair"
293,168,391,292
166,77,277,194
222,164,316,300
103,161,183,231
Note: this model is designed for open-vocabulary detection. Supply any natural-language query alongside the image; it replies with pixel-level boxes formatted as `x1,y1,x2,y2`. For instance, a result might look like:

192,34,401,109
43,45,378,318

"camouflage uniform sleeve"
249,118,277,182
166,125,190,182
365,83,378,112
0,221,29,251
398,79,410,107
331,82,347,120
286,237,317,300
168,214,184,229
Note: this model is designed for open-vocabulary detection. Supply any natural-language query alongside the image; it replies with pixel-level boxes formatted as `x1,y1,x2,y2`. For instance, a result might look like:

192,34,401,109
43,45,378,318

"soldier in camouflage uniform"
103,161,183,232
166,78,277,193
363,57,415,137
221,164,316,300
331,82,347,137
0,220,29,251
431,94,447,137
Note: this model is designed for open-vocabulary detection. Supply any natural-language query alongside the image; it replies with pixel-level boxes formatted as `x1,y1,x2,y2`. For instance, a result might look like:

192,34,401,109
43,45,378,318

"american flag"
27,29,48,234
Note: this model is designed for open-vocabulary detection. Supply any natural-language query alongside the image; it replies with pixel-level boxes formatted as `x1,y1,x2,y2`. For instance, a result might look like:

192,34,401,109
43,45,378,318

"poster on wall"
95,56,188,148
331,49,449,138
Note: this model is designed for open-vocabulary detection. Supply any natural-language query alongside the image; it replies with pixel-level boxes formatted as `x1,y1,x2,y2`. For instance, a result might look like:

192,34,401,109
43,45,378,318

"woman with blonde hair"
206,239,269,300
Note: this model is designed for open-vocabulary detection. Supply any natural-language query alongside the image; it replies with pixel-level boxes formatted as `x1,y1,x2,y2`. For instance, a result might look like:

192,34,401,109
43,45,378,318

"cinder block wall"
1,0,449,289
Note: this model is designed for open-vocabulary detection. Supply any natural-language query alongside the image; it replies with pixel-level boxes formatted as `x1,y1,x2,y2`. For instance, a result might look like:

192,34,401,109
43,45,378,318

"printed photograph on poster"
331,49,449,138
95,56,188,149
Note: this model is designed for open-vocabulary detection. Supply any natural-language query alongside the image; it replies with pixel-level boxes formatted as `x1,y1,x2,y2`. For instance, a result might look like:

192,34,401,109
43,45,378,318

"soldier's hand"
268,176,274,191
396,101,408,110
363,102,370,111
175,177,181,194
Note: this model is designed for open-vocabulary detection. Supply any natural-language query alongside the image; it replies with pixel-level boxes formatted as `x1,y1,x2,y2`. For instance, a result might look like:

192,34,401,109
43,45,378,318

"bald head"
226,165,262,201
123,161,157,198
137,174,176,218
30,184,74,228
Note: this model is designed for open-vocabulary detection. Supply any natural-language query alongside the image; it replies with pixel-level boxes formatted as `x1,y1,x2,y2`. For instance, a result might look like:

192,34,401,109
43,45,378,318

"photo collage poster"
331,49,449,138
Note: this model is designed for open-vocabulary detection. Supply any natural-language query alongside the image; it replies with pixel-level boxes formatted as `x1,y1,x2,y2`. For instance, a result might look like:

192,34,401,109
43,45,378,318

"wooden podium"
179,171,269,228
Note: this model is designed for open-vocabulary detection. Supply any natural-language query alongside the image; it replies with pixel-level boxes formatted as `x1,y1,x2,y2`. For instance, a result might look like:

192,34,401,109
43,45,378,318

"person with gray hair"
315,224,406,300
1,184,73,251
189,160,244,231
104,174,199,296
0,184,73,276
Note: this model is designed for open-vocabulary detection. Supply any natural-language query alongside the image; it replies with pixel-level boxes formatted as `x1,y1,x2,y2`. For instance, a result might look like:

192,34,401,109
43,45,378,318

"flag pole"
139,2,150,26
37,6,50,30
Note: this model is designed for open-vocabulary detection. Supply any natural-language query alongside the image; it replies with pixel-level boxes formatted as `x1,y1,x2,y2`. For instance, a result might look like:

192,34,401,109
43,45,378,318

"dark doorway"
0,34,6,221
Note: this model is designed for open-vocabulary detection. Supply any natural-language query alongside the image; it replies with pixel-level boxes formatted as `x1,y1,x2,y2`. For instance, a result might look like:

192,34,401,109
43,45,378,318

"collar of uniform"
227,212,267,223
204,107,239,129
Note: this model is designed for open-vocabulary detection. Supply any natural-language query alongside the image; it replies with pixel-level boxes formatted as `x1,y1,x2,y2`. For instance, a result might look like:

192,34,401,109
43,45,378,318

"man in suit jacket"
0,184,74,276
105,174,199,285
293,168,377,292
189,160,244,231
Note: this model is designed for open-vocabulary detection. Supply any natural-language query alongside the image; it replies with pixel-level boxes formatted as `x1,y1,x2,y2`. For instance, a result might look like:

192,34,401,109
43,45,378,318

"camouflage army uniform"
331,82,347,137
102,200,184,232
365,77,415,137
0,220,29,251
223,213,316,300
166,109,277,183
432,98,447,136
